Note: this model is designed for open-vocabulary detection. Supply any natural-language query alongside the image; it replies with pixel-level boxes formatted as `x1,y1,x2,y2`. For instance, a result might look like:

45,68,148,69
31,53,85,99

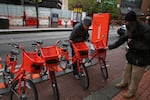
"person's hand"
128,38,132,43
105,46,109,50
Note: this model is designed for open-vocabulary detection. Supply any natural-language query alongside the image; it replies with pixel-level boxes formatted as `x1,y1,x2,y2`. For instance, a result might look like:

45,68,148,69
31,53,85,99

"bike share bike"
32,40,63,100
57,40,90,89
1,43,19,88
87,38,108,80
1,43,44,100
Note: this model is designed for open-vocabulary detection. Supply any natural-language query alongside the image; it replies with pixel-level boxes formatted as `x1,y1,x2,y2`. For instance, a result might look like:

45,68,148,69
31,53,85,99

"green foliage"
31,0,42,3
68,0,120,18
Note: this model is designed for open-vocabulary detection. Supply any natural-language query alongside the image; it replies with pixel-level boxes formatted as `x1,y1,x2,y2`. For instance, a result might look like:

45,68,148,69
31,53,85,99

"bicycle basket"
40,46,59,65
22,52,44,73
73,42,89,58
92,41,106,53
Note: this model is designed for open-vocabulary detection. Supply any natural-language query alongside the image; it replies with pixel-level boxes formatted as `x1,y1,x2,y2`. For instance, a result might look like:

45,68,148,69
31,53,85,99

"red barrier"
58,19,62,26
71,20,73,27
26,17,38,26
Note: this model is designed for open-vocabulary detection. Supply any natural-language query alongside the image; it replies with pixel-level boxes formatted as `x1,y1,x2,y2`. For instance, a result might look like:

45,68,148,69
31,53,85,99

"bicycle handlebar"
8,43,25,52
32,40,43,47
8,43,19,48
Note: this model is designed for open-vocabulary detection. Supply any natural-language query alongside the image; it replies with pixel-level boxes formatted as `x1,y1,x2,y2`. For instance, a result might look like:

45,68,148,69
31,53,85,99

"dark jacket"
69,23,89,43
109,22,150,66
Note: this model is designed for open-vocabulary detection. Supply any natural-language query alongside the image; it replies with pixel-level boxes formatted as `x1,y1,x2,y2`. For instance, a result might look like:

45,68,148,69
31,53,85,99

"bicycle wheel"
49,71,59,100
79,63,89,89
99,57,108,80
9,78,38,100
40,67,49,80
2,70,14,88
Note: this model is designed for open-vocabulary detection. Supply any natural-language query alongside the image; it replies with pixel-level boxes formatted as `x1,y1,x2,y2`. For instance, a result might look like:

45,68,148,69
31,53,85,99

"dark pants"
70,44,78,75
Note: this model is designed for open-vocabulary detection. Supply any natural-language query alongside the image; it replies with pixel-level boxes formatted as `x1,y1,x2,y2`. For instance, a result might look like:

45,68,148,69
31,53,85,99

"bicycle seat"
35,40,43,45
10,49,20,55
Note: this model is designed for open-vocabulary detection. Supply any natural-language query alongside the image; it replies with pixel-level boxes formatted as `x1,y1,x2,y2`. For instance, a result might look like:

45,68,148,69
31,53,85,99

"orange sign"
91,13,110,47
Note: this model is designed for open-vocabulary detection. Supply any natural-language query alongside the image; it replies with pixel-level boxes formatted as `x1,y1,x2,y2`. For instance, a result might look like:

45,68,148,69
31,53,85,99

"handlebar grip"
8,43,19,48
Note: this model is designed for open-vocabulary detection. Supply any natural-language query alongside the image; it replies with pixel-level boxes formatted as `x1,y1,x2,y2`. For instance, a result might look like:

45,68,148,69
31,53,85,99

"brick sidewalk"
112,68,150,100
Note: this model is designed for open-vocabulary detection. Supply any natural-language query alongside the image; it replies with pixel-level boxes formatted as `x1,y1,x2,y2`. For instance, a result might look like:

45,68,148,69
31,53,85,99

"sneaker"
115,82,128,88
81,73,86,77
123,90,135,98
74,75,80,80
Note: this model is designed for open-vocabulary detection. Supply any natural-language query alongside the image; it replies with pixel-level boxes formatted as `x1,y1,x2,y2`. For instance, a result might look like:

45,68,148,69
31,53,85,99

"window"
121,0,142,8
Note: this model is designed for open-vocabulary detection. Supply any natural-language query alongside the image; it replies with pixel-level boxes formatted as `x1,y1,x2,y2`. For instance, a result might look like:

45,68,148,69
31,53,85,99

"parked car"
117,24,126,36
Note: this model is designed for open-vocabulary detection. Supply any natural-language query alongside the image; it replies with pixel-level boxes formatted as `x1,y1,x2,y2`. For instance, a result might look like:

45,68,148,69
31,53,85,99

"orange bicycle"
8,43,44,100
71,41,90,89
32,40,48,80
1,43,19,88
33,40,62,100
56,40,71,72
87,40,108,80
58,40,90,89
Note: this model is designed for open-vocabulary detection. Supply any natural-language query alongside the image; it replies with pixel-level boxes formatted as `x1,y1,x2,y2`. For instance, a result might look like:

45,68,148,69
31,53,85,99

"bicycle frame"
2,44,21,88
5,54,17,74
89,35,107,61
59,40,89,73
12,67,27,94
33,40,62,100
8,43,44,97
69,40,90,89
87,40,108,80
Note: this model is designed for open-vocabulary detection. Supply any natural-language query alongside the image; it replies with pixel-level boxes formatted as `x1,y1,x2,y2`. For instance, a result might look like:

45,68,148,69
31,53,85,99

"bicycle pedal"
44,72,48,75
42,75,49,80
81,72,86,76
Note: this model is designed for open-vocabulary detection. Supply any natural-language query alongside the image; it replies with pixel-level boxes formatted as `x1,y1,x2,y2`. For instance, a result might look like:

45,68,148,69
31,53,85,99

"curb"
0,27,93,34
0,27,73,34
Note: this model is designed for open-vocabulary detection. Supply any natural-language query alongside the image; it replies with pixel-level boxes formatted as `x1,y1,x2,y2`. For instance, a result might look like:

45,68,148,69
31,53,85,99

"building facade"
119,0,150,16
61,0,68,10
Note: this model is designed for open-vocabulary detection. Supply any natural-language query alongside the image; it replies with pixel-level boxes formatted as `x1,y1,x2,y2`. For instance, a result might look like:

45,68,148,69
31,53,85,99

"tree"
68,0,98,14
68,0,120,19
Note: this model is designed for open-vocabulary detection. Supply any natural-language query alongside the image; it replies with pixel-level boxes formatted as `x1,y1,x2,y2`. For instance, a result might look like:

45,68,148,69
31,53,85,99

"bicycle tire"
79,63,89,89
2,70,14,88
40,67,49,80
99,57,108,80
9,78,38,100
49,71,59,100
2,72,10,88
